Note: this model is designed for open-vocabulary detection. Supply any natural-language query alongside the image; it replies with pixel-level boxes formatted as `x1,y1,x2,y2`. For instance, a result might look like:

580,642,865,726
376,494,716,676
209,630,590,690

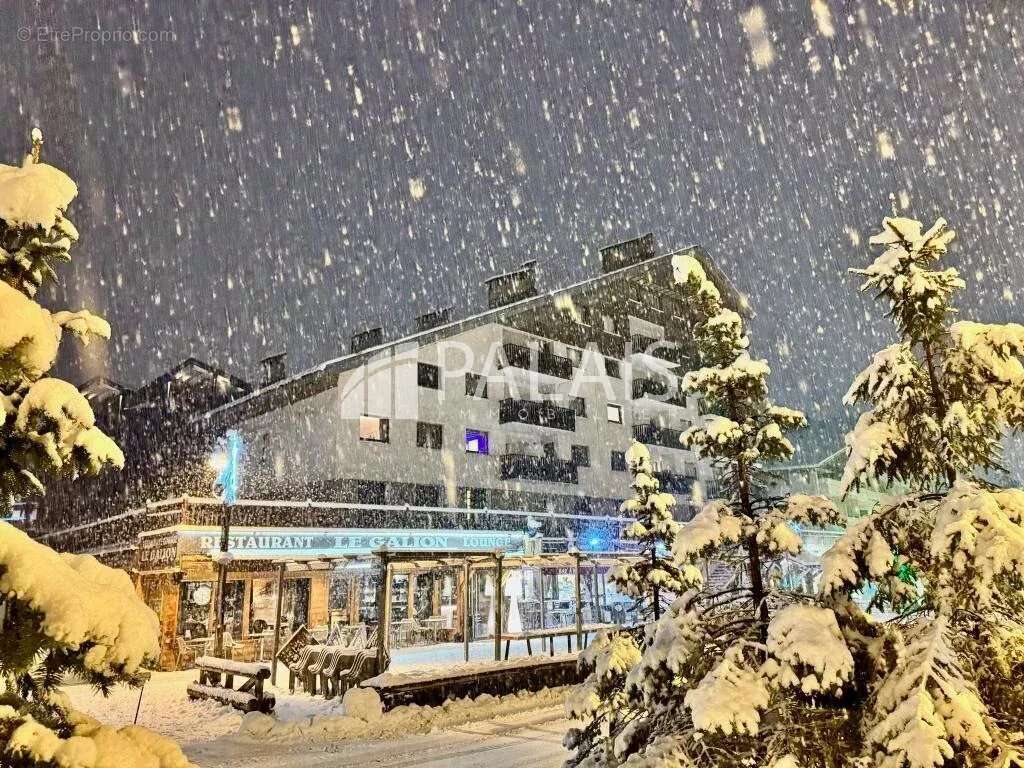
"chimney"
600,233,657,273
351,326,383,353
485,260,537,309
415,307,453,333
260,353,287,386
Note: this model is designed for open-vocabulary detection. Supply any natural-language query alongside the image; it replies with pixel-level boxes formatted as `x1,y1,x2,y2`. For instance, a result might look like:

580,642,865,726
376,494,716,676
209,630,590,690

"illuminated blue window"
465,429,489,455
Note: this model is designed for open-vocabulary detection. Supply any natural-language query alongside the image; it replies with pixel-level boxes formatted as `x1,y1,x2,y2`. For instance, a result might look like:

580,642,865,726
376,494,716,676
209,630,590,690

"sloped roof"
196,244,741,430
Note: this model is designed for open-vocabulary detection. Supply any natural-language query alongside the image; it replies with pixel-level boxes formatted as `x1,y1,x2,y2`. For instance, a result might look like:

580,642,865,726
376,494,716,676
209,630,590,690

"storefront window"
413,572,434,620
179,582,213,639
357,572,379,624
248,577,310,635
391,573,409,621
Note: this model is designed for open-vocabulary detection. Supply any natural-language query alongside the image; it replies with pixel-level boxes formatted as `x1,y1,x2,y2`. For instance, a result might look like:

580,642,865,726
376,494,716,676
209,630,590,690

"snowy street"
62,669,572,767
187,707,570,768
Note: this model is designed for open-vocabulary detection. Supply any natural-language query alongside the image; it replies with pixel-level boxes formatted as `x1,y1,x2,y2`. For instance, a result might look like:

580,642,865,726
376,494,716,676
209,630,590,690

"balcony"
631,377,688,408
499,398,576,431
654,470,697,495
633,423,686,450
500,454,579,484
501,343,573,380
629,335,694,368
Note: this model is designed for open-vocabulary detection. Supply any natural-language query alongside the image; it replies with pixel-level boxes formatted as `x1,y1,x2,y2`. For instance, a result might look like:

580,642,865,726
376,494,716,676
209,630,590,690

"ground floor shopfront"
135,525,635,670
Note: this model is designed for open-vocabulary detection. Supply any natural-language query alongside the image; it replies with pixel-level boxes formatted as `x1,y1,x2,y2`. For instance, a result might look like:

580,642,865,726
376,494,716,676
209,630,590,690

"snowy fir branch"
0,131,195,767
567,213,1024,768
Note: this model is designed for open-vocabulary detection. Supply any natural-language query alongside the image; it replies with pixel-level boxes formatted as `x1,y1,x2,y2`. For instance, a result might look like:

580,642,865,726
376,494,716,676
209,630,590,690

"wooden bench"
186,656,275,713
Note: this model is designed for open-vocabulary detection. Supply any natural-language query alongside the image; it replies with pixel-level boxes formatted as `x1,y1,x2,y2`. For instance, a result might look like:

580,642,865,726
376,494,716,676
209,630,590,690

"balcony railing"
655,470,697,495
633,423,686,450
501,344,573,379
499,398,576,431
499,454,579,484
631,377,687,407
629,335,696,368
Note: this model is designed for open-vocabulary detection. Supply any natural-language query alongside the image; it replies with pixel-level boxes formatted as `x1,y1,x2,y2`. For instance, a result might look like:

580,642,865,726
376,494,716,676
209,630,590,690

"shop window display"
247,577,310,635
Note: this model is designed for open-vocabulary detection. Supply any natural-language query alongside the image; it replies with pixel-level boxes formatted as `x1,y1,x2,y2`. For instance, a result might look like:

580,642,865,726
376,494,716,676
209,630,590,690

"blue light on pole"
213,429,242,506
580,523,613,553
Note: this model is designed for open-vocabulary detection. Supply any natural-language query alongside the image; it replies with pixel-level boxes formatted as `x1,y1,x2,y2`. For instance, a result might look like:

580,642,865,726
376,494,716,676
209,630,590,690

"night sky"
3,1,1022,464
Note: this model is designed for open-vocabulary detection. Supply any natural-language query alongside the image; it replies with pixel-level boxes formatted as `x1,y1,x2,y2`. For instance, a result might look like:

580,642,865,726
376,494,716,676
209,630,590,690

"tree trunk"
651,546,661,620
737,455,769,645
922,338,957,488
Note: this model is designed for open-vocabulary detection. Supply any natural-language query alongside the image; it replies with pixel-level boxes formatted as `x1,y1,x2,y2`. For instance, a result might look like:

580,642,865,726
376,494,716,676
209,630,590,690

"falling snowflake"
740,6,775,70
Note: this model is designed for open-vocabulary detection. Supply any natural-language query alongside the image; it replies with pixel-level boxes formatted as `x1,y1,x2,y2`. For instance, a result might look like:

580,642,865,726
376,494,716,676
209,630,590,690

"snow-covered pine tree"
566,255,848,768
818,215,1024,767
0,131,195,767
609,440,701,621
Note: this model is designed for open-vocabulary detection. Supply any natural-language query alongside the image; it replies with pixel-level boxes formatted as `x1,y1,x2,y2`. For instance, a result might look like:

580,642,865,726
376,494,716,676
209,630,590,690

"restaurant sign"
175,526,525,560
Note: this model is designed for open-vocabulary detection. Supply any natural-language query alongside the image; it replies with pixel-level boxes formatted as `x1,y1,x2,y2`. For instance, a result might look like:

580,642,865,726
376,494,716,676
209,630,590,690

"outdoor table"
499,623,619,659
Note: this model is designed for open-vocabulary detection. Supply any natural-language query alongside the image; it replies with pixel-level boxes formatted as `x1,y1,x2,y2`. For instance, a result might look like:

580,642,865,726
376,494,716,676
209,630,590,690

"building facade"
33,233,743,668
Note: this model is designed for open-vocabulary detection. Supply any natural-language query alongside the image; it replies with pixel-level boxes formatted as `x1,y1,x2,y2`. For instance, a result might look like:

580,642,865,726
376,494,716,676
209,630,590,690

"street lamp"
211,429,242,658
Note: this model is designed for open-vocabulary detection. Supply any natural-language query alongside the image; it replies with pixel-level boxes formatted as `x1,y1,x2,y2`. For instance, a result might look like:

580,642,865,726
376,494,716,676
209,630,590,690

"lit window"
465,429,489,454
359,415,389,443
606,404,623,423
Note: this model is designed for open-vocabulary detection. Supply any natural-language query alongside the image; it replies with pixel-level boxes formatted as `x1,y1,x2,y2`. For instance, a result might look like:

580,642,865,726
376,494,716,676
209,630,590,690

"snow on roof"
0,157,78,229
197,244,736,427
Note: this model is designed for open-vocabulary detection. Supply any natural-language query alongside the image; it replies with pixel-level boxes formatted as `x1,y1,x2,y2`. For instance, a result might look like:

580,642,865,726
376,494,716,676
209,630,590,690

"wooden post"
591,564,601,624
213,503,232,658
462,559,472,662
493,554,503,662
375,552,390,672
269,562,286,686
573,551,583,651
538,566,547,650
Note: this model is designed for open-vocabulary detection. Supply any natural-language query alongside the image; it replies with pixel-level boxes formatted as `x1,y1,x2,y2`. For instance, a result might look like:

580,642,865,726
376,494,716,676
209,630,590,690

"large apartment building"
32,234,743,666
197,234,733,516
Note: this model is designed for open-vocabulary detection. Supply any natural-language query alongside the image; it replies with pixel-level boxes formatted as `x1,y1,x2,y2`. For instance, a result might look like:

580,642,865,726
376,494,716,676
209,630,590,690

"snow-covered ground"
193,706,570,768
62,640,575,767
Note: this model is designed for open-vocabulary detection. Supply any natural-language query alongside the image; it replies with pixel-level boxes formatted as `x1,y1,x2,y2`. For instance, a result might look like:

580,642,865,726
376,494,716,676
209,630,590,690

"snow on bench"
363,652,580,688
360,653,583,711
186,683,269,712
195,656,271,679
188,656,275,713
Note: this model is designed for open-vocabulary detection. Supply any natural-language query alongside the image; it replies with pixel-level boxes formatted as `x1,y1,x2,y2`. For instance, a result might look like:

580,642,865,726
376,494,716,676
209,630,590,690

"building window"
568,396,586,417
611,450,627,471
571,445,590,467
416,422,443,449
605,359,621,378
359,415,389,443
465,429,489,454
606,403,623,424
465,372,488,398
418,362,440,390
